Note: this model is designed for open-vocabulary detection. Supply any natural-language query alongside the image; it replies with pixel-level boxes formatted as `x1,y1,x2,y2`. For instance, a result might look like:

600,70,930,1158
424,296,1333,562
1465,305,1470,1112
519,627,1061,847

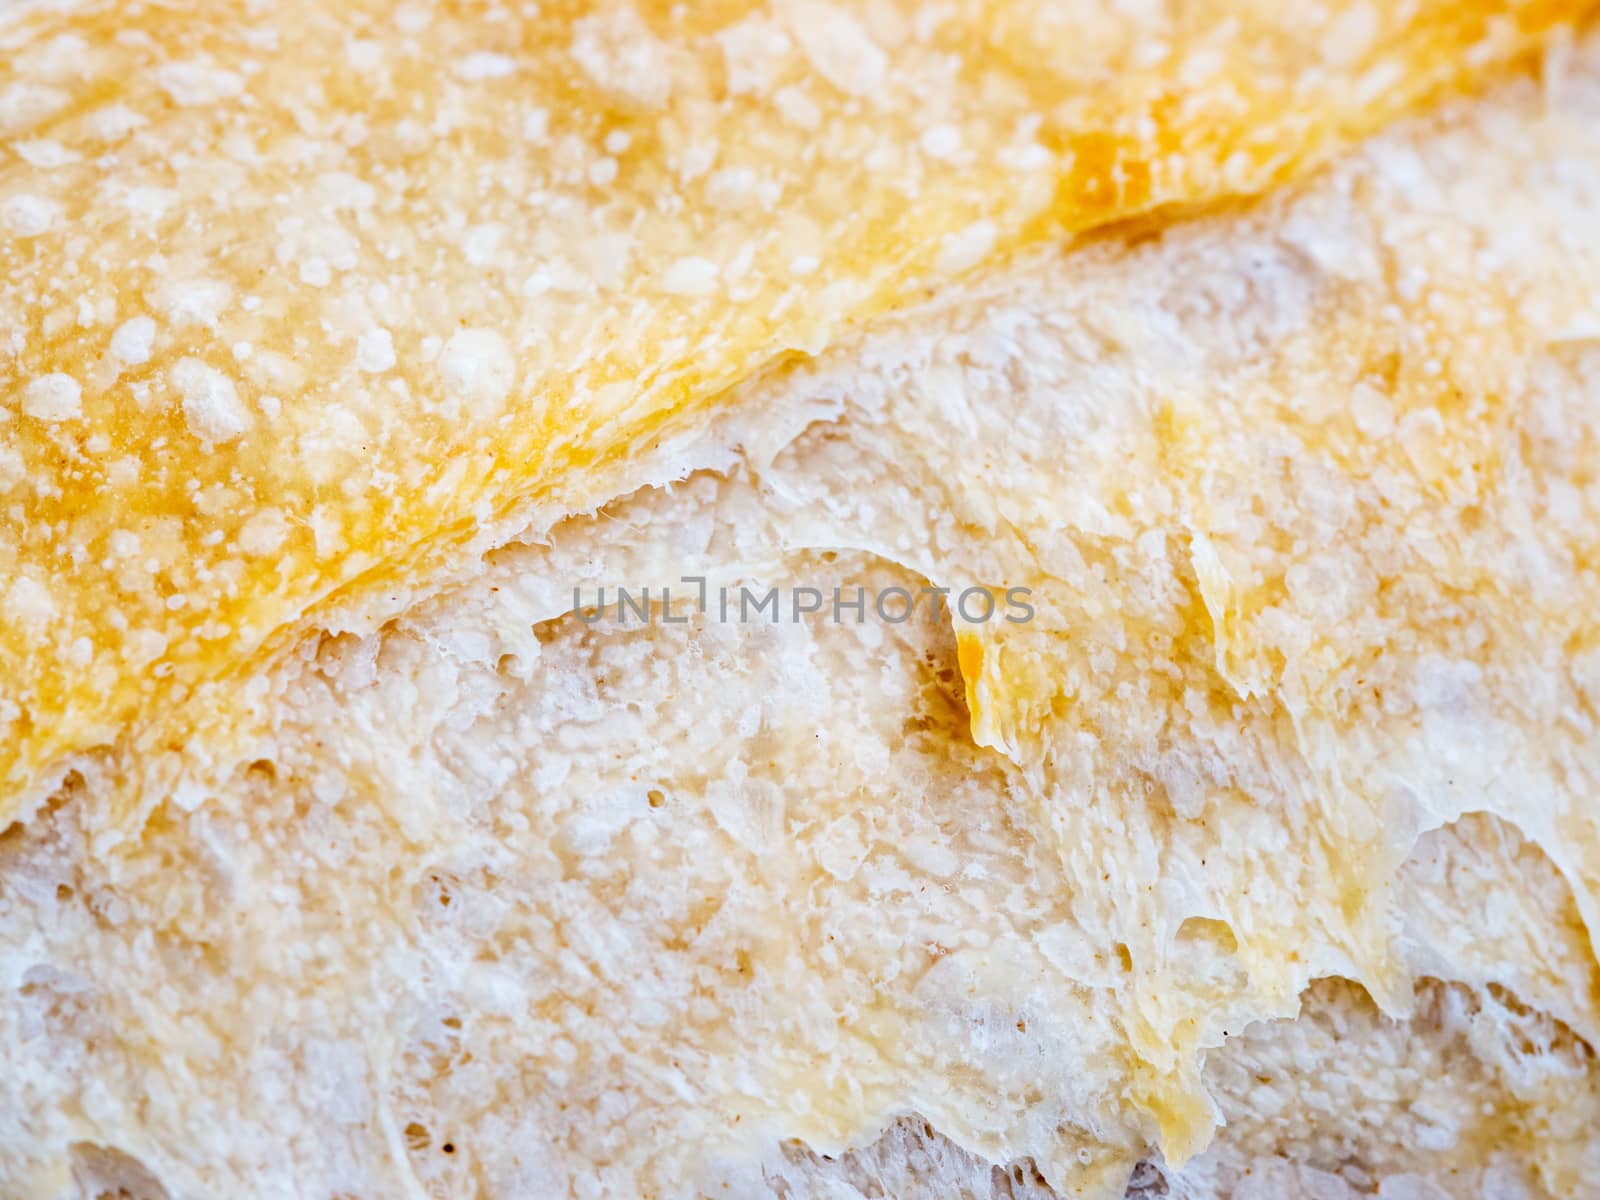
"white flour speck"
110,316,157,364
172,358,251,442
22,373,82,421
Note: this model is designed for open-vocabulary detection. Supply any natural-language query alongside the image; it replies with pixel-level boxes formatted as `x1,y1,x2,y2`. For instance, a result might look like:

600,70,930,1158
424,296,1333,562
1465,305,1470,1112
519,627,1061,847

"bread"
3,2,1600,1198
0,0,1580,827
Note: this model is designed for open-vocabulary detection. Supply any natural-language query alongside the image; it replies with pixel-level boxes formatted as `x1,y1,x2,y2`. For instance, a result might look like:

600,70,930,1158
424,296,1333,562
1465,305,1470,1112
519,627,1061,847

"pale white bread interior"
6,26,1600,1200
